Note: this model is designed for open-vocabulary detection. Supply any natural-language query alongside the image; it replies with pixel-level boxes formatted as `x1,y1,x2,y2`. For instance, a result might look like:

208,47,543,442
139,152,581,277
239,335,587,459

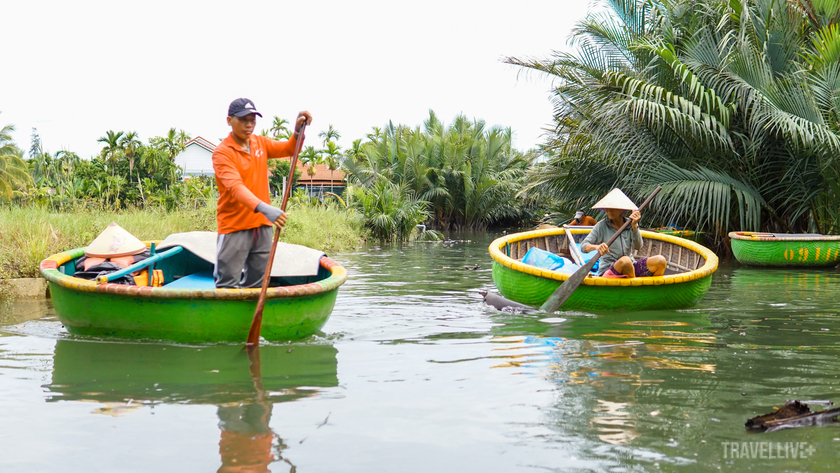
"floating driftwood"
746,400,840,433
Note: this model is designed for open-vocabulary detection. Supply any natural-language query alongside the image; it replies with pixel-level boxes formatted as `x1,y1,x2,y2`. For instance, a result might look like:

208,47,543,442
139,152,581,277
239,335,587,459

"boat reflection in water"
44,340,338,472
487,310,717,447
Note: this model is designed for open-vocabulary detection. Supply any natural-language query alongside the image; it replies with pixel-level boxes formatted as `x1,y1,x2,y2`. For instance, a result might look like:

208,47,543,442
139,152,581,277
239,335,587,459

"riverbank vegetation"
507,0,840,247
0,202,365,281
1,109,543,251
343,111,539,237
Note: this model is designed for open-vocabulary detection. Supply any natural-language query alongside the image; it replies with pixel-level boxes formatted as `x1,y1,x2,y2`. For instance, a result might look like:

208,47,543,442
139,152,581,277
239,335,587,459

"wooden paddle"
246,122,307,347
539,186,662,313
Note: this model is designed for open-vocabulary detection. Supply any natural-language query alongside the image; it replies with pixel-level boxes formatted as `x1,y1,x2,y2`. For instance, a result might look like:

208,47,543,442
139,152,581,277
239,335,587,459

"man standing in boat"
580,189,667,278
569,209,597,226
212,98,312,288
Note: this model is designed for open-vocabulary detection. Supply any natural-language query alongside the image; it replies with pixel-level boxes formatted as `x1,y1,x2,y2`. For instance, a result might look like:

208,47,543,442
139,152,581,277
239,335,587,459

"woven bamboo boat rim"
729,232,840,242
39,241,347,301
489,228,718,287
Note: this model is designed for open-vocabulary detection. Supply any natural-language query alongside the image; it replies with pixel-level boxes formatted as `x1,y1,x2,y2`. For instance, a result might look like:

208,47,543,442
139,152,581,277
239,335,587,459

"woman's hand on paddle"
295,112,312,133
597,242,609,255
273,212,289,230
629,210,641,229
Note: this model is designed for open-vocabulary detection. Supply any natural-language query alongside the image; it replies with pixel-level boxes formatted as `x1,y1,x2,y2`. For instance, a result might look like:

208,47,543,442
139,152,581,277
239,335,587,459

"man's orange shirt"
570,215,598,226
212,133,302,235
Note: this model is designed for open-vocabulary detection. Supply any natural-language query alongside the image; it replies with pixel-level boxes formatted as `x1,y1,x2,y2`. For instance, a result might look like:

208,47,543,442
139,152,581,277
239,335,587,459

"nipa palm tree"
506,0,840,238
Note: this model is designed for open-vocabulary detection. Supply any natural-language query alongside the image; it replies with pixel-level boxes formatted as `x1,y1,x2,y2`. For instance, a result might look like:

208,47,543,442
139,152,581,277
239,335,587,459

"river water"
1,231,839,472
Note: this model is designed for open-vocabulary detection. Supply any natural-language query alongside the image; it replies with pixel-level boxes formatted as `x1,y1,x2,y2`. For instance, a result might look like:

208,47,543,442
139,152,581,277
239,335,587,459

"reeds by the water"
0,202,366,280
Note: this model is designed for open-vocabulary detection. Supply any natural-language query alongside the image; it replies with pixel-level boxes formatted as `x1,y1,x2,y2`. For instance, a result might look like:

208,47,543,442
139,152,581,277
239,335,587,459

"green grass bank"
0,202,367,281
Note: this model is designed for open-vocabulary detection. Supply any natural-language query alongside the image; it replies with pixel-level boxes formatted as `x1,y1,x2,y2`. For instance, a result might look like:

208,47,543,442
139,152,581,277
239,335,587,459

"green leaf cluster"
0,118,31,201
342,110,537,236
508,0,840,242
19,127,208,211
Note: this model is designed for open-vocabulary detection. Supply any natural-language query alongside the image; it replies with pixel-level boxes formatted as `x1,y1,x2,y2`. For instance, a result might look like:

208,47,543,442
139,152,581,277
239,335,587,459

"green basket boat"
39,241,347,343
489,227,718,311
729,232,840,267
652,228,705,243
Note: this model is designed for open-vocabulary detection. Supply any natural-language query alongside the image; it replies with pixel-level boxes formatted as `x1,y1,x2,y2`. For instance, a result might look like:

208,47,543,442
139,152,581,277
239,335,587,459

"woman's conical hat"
591,188,639,211
85,222,146,258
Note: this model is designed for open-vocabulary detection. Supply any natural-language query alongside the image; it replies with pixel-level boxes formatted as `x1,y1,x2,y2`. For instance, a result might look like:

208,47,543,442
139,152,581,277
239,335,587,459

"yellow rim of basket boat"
489,228,718,287
40,241,347,300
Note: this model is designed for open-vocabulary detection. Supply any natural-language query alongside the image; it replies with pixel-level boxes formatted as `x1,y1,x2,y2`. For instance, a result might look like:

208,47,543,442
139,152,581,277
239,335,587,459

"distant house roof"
298,163,345,185
184,136,217,152
274,157,346,186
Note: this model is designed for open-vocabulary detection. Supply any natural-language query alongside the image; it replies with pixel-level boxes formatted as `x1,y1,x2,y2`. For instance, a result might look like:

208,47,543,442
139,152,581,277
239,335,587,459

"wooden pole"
246,123,307,346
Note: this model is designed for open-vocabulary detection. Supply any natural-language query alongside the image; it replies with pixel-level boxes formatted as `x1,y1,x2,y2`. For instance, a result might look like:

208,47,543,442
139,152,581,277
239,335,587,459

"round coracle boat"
39,239,346,343
489,227,719,311
652,228,705,243
729,232,840,267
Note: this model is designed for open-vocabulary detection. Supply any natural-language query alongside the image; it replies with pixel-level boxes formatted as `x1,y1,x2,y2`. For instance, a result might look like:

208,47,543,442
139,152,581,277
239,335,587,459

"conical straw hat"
591,188,638,211
85,222,146,258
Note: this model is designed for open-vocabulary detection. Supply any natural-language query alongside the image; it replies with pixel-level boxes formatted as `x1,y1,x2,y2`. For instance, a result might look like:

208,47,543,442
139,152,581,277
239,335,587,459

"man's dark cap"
228,98,263,118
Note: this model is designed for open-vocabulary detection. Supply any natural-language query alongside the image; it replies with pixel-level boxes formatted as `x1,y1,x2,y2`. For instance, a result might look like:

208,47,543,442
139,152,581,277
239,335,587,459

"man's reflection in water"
217,402,295,473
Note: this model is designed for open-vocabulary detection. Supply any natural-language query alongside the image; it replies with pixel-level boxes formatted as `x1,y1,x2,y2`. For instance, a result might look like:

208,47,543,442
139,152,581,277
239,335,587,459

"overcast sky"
2,1,592,159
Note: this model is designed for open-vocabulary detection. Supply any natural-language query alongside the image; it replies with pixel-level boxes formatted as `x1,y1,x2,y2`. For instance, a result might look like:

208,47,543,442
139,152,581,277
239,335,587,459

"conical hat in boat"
591,188,638,211
85,222,146,258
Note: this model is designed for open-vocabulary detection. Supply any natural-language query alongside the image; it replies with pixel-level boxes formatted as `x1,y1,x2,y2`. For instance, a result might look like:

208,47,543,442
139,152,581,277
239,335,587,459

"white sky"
2,0,592,159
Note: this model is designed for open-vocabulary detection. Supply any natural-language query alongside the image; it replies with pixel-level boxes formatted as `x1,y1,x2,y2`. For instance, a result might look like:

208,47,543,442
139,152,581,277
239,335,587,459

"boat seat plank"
157,231,324,278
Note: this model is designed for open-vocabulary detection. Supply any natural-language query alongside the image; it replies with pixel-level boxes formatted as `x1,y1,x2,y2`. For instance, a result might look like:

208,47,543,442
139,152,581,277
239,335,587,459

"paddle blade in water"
539,258,596,312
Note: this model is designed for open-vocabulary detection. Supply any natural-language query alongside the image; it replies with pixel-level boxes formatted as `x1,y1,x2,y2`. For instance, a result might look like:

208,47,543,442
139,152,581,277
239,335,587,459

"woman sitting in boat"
580,189,667,278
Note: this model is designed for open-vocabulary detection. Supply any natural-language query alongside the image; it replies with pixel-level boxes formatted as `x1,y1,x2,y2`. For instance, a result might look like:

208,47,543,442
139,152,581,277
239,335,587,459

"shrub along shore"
0,201,367,281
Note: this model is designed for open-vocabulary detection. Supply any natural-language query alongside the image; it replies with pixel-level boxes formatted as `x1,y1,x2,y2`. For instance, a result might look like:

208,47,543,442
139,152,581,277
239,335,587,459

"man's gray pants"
214,226,273,288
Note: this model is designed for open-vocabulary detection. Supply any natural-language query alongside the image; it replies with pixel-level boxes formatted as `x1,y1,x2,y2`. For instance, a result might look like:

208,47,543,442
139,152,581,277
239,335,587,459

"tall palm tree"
299,146,321,194
97,130,124,175
318,124,341,147
321,141,342,192
176,129,191,147
119,131,141,177
269,116,291,140
150,128,188,161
